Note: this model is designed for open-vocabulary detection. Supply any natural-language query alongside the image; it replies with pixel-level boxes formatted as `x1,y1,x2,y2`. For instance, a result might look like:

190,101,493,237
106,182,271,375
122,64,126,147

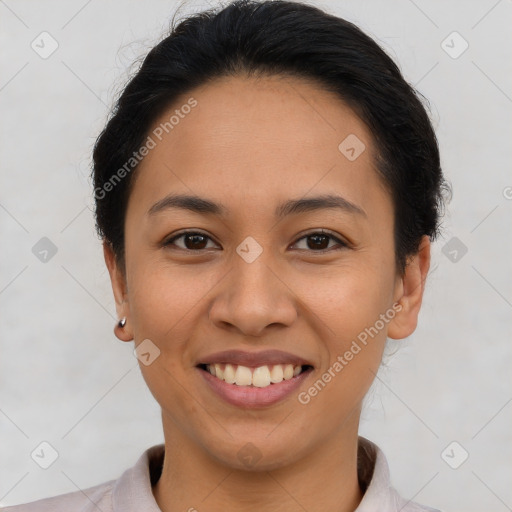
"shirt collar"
112,443,164,512
112,436,402,511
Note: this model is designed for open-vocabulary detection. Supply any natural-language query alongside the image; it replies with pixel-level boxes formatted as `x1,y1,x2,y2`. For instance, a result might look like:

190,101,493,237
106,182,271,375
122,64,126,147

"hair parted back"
92,0,449,274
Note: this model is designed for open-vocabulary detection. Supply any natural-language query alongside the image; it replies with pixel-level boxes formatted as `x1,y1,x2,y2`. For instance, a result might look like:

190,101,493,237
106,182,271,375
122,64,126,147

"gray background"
1,0,511,510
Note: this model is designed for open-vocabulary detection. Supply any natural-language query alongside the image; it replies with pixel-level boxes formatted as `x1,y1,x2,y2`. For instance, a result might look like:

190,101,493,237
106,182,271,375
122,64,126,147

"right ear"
103,240,133,342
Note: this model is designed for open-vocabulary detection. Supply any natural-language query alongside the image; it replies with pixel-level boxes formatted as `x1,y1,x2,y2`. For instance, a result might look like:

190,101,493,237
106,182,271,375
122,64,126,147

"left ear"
387,235,431,340
103,240,133,342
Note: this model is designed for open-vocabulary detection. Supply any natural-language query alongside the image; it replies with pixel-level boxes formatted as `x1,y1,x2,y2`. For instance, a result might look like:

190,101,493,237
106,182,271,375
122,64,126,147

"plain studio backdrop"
0,1,511,510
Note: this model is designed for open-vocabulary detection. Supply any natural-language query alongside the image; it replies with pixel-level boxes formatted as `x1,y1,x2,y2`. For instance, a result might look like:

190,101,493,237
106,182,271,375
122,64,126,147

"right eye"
163,231,219,251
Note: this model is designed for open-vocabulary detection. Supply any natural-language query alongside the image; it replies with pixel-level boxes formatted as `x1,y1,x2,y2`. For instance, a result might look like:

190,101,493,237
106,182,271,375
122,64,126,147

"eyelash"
163,229,349,254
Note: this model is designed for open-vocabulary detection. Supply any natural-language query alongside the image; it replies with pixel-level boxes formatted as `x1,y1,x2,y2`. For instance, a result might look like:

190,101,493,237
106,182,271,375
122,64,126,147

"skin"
104,73,431,512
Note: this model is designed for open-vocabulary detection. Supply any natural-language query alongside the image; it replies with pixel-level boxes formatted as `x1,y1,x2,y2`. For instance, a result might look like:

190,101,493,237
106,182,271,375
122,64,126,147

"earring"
118,317,127,328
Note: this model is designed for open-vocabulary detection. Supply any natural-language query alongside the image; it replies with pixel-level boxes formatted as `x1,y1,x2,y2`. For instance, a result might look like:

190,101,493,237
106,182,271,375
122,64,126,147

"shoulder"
357,436,443,512
1,443,165,512
0,479,115,512
389,486,442,512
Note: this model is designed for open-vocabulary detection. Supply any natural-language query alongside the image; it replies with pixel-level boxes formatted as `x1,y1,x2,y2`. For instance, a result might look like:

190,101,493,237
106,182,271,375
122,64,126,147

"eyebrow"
147,193,367,218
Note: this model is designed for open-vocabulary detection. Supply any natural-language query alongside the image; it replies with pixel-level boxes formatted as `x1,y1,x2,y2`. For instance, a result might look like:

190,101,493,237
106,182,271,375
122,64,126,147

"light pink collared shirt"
2,437,441,512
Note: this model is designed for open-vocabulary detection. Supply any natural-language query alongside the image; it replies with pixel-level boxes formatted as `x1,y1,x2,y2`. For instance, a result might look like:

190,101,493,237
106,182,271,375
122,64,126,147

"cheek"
300,262,395,337
286,268,391,442
300,264,392,391
126,258,221,349
125,260,213,419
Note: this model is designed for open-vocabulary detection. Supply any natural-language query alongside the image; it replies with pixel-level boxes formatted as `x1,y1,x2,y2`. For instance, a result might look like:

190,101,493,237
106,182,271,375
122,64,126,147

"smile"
200,363,312,387
197,363,314,408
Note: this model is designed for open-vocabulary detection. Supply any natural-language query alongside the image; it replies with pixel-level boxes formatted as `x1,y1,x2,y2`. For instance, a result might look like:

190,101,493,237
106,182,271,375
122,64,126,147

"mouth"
195,349,315,407
197,363,314,388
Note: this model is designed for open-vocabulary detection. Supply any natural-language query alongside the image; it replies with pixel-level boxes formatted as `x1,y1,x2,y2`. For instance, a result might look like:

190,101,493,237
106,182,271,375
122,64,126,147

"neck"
152,412,364,512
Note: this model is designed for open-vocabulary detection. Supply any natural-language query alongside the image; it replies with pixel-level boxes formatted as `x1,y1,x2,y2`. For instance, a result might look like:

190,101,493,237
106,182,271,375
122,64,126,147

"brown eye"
292,231,348,252
163,230,348,253
306,233,330,250
164,232,217,251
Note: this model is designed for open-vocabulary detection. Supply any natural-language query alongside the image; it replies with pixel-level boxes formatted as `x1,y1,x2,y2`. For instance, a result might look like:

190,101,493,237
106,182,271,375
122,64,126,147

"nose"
208,252,297,337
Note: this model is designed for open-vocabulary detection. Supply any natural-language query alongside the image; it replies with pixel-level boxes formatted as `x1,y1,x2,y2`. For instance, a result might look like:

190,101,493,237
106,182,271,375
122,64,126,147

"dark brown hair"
92,0,449,273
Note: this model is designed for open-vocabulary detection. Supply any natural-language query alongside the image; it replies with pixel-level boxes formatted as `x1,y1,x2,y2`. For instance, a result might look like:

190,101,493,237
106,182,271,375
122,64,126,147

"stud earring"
118,317,127,328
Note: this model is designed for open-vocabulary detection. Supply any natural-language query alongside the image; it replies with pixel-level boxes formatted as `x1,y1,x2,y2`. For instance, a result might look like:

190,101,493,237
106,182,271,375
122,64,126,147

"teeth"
234,365,252,386
253,366,271,387
223,363,236,384
283,364,294,380
270,364,284,383
214,364,224,380
205,363,305,387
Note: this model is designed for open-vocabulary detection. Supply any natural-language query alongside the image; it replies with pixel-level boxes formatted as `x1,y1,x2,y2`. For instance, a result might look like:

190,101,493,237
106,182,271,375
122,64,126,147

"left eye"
164,232,218,251
163,230,347,252
292,231,348,252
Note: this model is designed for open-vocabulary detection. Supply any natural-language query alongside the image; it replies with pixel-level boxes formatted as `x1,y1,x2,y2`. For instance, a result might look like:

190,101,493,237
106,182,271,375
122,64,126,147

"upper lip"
196,349,314,368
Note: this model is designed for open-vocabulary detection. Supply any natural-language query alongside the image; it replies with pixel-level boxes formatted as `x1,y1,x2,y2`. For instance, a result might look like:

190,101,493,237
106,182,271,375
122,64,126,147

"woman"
4,0,448,510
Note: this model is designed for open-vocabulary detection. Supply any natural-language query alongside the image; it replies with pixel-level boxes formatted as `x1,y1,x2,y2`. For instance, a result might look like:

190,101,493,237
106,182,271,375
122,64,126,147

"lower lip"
198,366,313,408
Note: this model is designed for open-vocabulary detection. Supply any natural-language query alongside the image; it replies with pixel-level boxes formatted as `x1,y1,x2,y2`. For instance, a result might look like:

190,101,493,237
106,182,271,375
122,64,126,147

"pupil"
309,234,328,250
186,234,207,250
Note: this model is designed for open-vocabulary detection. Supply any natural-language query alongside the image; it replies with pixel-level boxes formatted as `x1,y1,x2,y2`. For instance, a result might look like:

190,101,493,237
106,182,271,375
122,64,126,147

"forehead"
127,73,391,223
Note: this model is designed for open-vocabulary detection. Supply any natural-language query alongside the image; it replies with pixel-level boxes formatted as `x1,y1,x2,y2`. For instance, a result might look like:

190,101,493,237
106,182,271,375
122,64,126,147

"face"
105,73,430,470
